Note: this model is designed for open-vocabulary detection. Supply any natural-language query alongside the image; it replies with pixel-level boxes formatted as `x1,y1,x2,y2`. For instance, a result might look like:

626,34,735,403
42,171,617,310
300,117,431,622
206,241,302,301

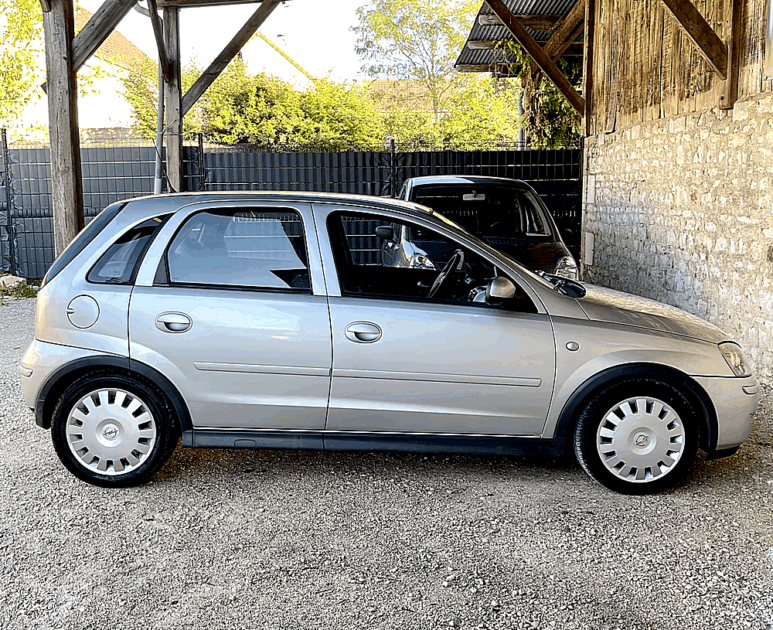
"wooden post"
583,0,596,137
163,6,183,192
147,0,171,82
42,0,84,255
720,0,743,109
485,0,585,116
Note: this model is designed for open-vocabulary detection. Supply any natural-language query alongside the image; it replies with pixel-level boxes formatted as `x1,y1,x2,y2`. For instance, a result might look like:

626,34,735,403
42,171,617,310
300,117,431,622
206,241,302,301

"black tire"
573,378,699,495
51,369,179,487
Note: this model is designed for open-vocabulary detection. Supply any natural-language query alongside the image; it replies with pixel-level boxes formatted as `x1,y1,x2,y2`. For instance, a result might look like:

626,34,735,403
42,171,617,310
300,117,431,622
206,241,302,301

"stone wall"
582,91,773,382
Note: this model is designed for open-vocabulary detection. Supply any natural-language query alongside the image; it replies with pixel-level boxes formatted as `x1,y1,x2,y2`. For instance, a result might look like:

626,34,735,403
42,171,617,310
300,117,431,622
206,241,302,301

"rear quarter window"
42,203,125,286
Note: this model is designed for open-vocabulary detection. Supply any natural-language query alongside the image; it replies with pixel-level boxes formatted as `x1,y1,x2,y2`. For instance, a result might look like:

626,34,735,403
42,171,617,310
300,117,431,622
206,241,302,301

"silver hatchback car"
20,192,758,494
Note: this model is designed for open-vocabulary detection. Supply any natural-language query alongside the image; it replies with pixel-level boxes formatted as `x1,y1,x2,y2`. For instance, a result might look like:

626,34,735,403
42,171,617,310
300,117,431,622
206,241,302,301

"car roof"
118,191,433,223
405,175,531,188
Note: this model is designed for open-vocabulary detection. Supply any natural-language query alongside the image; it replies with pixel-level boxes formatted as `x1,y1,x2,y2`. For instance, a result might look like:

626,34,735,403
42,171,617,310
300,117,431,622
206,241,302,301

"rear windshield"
412,185,553,239
42,203,124,286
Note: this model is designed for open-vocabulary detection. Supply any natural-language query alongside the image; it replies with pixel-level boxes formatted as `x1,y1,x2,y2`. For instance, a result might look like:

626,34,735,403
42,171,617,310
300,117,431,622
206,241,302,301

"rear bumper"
19,339,115,428
693,374,759,451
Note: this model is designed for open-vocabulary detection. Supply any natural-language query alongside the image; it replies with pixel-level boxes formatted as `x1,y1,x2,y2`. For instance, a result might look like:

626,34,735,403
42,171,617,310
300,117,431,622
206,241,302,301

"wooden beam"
479,14,563,30
181,0,280,116
467,40,500,50
455,63,513,74
720,0,743,109
146,0,171,83
485,0,585,116
543,0,586,61
42,0,84,255
582,0,595,136
163,6,183,192
157,0,262,7
661,0,727,78
71,0,137,72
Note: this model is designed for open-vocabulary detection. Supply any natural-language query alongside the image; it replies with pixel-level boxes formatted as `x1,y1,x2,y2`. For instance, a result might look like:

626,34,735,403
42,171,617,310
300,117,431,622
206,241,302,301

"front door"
318,206,556,437
130,202,331,430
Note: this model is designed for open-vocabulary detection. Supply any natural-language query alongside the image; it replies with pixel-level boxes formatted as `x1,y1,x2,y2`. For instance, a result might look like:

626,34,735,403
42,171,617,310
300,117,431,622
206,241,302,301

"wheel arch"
551,363,718,455
35,355,192,433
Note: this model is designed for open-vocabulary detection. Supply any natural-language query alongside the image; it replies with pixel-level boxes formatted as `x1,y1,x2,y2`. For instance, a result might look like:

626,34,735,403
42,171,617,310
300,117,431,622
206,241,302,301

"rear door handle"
155,312,192,333
345,322,382,343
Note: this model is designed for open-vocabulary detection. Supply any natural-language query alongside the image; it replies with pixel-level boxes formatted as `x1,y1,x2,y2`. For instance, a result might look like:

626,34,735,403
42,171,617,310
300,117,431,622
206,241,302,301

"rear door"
130,201,331,430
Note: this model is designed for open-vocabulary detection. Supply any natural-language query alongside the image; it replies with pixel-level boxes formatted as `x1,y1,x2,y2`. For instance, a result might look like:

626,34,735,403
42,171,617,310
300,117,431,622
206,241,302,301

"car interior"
327,211,537,313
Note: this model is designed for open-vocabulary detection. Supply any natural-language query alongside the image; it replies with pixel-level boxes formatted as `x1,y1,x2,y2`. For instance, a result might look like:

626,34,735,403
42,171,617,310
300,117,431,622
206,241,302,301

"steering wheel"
427,249,464,298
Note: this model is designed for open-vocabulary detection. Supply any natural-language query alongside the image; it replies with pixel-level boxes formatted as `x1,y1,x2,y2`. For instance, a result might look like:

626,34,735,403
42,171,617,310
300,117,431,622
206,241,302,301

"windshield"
411,202,557,292
412,184,554,239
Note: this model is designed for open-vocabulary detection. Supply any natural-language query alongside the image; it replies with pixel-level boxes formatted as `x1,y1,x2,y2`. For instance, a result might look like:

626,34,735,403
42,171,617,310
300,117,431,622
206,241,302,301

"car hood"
576,284,728,343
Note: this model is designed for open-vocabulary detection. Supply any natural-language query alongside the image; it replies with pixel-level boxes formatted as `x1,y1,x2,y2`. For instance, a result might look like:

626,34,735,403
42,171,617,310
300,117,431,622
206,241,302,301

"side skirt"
182,429,565,457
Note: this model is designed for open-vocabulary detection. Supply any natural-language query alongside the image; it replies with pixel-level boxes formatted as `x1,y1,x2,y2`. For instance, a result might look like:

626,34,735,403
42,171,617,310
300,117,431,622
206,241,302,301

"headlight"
554,255,579,280
719,342,752,377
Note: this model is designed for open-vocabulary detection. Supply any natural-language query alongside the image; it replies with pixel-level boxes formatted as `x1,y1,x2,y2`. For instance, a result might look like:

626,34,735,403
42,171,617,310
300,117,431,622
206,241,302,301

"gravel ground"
1,296,772,630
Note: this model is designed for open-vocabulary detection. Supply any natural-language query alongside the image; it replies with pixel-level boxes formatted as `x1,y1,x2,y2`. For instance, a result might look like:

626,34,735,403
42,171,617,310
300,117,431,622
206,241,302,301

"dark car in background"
399,175,579,279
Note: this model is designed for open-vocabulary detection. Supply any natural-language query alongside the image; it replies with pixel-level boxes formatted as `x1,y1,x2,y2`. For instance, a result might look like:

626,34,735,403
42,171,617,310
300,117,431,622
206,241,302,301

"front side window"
166,208,310,291
327,211,536,312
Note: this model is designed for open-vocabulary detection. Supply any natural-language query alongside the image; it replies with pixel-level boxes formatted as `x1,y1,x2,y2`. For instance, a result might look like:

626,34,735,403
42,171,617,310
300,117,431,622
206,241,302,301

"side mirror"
486,276,516,303
375,225,395,241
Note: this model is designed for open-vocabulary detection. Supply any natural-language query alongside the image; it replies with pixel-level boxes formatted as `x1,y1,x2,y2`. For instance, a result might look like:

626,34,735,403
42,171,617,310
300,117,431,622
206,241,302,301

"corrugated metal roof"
456,0,581,72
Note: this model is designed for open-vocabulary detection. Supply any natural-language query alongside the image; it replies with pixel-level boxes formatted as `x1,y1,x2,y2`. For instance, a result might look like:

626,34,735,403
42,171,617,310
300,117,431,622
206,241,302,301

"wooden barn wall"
588,0,771,135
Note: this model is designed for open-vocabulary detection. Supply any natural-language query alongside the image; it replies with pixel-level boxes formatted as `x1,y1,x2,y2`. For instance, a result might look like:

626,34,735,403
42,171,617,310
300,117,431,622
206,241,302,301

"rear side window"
42,203,124,286
88,216,169,284
165,208,310,291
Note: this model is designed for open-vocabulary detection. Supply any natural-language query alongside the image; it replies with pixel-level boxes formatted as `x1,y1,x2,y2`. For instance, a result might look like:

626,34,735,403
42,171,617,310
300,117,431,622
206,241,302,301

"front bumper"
693,374,759,451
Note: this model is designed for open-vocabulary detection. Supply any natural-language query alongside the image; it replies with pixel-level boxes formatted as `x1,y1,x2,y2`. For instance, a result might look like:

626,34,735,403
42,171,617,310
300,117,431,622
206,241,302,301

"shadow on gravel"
153,446,582,485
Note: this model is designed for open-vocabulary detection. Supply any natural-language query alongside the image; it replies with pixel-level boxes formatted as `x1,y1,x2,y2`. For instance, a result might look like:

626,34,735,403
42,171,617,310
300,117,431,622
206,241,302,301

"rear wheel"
573,379,699,494
51,370,179,487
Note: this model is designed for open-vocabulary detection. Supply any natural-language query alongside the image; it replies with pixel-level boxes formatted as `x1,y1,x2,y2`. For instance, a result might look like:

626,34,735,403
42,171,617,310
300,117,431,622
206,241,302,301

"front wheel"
573,379,699,494
51,370,179,487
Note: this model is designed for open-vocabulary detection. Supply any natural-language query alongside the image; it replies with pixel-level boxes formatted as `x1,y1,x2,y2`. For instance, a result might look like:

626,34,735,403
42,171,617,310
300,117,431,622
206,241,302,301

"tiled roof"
74,5,150,71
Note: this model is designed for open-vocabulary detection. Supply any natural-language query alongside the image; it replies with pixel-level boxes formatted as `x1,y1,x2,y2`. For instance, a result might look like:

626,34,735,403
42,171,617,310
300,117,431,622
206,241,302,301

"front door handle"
345,322,382,343
155,312,192,333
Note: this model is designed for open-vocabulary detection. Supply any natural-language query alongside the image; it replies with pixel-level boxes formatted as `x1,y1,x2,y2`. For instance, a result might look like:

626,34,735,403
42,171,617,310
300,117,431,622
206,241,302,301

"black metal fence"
0,132,582,278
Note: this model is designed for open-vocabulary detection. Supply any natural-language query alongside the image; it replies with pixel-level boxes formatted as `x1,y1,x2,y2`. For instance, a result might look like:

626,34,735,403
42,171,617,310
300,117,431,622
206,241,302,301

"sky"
77,0,366,86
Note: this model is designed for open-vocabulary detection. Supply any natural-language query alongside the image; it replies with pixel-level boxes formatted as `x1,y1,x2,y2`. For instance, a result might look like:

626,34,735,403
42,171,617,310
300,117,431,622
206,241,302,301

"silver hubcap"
596,396,685,483
66,389,157,476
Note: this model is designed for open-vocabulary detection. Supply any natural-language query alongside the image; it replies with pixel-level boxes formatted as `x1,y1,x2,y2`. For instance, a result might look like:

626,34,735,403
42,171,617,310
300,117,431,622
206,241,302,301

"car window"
88,216,170,285
42,202,125,286
412,185,553,239
166,208,311,291
520,189,551,236
327,211,536,313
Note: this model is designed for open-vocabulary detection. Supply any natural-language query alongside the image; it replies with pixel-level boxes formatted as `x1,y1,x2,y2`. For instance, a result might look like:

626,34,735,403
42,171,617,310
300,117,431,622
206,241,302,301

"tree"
0,0,44,126
122,57,385,149
296,79,384,150
353,0,478,121
505,41,581,149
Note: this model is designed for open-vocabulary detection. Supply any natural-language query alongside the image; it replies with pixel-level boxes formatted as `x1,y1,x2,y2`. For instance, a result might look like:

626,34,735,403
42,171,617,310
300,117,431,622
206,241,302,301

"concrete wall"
582,91,773,382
